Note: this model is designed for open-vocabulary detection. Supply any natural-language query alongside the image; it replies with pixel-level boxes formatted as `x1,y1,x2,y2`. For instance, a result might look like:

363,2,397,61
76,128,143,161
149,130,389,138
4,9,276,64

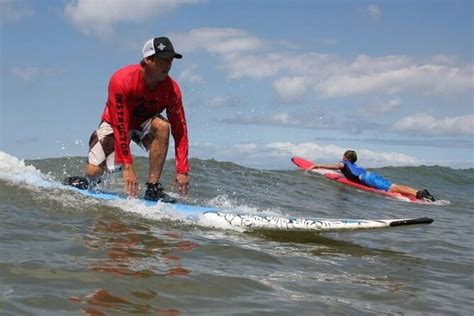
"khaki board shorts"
87,114,166,172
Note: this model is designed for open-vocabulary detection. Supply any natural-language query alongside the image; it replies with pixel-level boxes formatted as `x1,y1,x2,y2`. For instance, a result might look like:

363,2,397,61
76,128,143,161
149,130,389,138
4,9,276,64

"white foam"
0,151,55,188
107,198,191,223
0,151,286,229
208,194,284,217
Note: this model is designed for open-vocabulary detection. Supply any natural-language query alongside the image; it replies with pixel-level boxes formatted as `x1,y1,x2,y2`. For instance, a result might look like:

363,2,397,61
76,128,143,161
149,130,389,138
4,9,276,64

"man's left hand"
173,173,190,196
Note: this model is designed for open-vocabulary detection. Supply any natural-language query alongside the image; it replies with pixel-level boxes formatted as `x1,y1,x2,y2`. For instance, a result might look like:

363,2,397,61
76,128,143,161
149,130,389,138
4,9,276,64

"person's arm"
122,164,138,198
166,81,190,196
312,162,344,170
106,77,138,197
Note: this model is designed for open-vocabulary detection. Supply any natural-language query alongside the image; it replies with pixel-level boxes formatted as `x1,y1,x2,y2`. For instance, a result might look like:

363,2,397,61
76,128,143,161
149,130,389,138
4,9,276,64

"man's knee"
85,163,104,178
151,117,170,136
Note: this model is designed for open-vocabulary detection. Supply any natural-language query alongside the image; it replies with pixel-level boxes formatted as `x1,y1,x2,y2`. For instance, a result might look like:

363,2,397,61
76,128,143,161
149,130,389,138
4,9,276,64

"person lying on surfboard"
312,150,436,201
63,37,190,203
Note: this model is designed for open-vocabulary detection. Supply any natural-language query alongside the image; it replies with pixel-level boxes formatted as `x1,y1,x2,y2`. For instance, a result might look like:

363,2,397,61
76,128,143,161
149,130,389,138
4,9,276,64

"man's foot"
416,189,436,202
144,182,176,203
62,176,101,190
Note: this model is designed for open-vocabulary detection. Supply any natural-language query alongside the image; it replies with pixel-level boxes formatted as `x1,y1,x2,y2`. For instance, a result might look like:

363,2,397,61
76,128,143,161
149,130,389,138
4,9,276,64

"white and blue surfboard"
70,186,433,233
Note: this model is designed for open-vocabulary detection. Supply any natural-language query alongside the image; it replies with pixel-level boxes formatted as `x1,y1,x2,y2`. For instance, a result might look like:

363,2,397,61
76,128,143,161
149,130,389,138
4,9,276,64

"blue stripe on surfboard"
71,188,219,215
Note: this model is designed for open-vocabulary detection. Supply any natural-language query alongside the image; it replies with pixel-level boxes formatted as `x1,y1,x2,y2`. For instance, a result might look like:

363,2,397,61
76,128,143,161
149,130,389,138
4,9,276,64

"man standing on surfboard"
64,37,189,203
313,150,436,201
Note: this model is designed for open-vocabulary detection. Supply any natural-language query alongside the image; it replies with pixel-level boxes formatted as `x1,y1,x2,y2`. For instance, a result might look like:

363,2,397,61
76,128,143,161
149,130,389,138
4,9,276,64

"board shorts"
359,172,393,192
87,114,167,172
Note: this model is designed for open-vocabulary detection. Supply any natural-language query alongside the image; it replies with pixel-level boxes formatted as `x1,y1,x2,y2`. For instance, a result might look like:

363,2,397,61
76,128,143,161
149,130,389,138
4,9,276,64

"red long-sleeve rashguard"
101,64,189,174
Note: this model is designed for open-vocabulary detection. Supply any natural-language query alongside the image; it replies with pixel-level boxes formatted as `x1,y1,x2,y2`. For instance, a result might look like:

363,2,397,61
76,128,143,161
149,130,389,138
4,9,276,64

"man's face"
150,55,174,81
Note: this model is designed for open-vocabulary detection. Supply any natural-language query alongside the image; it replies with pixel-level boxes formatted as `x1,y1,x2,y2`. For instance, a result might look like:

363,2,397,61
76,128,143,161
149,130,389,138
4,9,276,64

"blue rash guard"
340,160,367,182
340,160,393,191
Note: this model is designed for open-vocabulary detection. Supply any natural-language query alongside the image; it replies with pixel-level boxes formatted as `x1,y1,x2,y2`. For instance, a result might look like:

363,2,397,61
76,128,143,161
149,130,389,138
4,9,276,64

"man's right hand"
173,173,190,197
123,164,138,198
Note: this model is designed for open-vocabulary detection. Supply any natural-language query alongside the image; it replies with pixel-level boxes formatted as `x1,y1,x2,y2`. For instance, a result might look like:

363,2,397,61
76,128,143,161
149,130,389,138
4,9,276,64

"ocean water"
0,151,473,315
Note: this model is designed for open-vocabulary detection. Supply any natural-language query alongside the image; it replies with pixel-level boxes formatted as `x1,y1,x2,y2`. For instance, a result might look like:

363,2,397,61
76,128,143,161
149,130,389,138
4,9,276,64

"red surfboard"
291,156,423,203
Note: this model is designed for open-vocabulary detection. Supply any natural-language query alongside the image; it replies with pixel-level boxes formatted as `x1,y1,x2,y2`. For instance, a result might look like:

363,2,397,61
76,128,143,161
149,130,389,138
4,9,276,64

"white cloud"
234,143,259,153
273,76,308,103
218,110,330,130
173,28,304,79
173,28,263,57
220,52,341,80
269,113,292,125
207,96,240,108
172,28,278,81
366,4,382,20
349,55,412,74
0,0,33,23
64,0,200,39
191,141,420,169
11,66,62,82
360,98,403,116
224,54,282,79
391,113,474,136
430,54,459,66
265,142,419,167
266,142,344,161
316,64,474,97
178,67,205,84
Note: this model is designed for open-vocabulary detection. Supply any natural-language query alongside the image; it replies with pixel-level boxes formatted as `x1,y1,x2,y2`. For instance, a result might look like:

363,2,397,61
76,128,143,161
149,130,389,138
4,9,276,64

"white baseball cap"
142,37,182,59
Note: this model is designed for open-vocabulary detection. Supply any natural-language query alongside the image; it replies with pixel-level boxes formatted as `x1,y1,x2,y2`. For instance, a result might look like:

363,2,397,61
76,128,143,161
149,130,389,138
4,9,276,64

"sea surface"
0,151,473,315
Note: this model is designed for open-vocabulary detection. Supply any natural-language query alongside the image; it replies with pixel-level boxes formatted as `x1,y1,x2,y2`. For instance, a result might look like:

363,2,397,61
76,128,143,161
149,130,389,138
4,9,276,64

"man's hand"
173,173,190,196
123,164,138,198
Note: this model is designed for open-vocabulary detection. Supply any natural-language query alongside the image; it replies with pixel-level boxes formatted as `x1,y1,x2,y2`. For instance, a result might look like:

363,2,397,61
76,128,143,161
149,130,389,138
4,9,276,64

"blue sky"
1,0,473,169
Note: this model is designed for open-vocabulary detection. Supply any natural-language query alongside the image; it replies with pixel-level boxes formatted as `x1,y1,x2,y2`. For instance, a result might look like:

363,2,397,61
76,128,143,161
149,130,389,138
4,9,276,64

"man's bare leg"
85,163,105,179
63,163,105,189
389,184,418,197
148,117,170,184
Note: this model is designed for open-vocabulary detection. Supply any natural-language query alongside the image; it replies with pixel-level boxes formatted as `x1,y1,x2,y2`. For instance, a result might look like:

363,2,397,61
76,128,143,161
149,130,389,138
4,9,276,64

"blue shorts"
360,172,393,191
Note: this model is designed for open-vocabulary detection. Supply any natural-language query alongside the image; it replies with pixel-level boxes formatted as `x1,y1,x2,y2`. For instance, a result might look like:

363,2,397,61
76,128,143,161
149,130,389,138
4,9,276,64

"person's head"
140,37,182,80
343,150,357,163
